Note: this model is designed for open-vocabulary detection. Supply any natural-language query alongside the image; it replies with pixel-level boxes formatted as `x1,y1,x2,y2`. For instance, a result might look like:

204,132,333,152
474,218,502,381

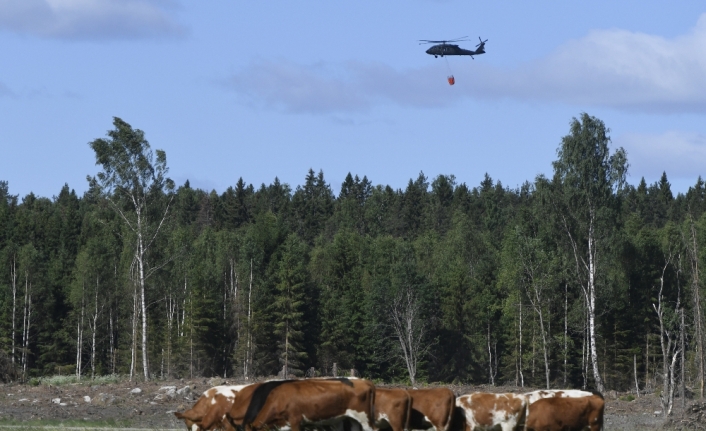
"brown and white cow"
524,390,595,405
174,384,250,431
374,388,411,431
407,388,455,431
242,378,375,431
525,393,604,431
455,392,527,431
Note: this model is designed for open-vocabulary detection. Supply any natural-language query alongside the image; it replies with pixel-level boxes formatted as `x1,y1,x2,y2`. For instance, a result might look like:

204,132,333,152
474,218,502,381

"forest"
1,114,705,410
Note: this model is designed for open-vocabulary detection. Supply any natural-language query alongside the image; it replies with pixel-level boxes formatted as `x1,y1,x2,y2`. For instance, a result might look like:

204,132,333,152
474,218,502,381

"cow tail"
370,386,376,431
404,393,412,431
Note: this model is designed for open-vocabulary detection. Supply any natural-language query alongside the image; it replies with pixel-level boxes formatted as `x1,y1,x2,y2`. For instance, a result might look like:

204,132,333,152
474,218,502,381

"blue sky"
1,1,705,199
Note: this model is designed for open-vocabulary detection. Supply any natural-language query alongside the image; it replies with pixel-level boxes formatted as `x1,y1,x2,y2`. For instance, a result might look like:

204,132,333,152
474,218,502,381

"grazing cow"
524,390,595,405
374,388,411,431
242,378,375,431
525,394,604,431
174,385,248,431
455,392,527,431
407,388,455,431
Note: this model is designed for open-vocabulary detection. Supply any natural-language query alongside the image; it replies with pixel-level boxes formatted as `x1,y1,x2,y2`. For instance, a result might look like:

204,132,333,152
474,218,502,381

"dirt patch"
0,378,219,429
0,379,689,430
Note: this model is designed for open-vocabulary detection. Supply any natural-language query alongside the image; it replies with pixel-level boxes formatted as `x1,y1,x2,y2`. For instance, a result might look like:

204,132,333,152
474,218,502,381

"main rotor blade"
419,36,468,44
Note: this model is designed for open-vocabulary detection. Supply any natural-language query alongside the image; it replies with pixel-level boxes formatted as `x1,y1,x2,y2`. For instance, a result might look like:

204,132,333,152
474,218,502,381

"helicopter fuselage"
426,43,485,58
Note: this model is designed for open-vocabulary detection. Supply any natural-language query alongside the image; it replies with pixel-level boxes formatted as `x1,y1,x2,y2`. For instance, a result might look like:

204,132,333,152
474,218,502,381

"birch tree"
653,240,682,416
514,227,555,389
389,288,431,386
545,113,628,393
88,117,174,380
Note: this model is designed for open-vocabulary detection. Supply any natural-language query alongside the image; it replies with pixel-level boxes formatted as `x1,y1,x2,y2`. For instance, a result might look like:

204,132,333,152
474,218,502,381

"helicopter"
419,36,488,59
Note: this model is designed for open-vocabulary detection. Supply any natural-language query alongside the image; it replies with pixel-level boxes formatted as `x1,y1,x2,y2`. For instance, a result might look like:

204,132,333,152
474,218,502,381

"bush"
41,375,79,386
30,374,124,386
0,350,18,383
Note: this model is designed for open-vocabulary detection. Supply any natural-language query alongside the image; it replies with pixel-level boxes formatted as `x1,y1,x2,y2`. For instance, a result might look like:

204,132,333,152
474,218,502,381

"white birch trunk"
634,354,640,397
564,284,568,387
22,274,32,379
136,213,150,380
245,259,253,380
129,274,139,382
10,256,17,366
109,308,115,375
76,287,84,380
654,255,681,416
689,216,705,398
519,300,524,387
90,277,101,379
586,214,605,392
487,321,495,386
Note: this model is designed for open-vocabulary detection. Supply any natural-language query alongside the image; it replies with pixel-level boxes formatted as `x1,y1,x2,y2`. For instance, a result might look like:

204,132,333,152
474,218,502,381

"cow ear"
175,412,185,419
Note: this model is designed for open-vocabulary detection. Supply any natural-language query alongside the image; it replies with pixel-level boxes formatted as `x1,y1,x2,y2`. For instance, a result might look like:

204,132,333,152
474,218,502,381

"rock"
654,410,662,416
153,394,165,401
159,386,177,392
59,402,67,406
130,388,142,395
84,396,91,403
18,398,29,402
164,388,177,399
607,390,618,399
177,386,191,396
95,393,115,405
51,398,61,404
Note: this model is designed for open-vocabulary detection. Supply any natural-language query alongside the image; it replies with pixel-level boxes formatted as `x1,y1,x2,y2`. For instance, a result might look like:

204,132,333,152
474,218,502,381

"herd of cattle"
174,378,604,431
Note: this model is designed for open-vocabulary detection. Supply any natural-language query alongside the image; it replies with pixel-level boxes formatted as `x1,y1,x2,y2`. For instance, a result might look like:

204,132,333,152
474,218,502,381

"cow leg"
289,418,302,431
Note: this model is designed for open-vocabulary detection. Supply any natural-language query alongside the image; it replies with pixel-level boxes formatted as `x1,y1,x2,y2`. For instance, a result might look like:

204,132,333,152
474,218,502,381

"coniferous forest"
2,114,706,404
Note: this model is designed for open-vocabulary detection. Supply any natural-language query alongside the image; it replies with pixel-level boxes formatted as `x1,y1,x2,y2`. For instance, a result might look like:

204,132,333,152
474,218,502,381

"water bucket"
447,75,455,85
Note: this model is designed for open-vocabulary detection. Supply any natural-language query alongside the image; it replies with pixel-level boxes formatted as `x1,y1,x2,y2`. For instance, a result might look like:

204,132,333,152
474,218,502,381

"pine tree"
273,234,309,377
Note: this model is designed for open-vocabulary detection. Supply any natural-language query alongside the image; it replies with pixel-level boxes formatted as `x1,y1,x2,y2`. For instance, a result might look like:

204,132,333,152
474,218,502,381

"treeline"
1,115,705,400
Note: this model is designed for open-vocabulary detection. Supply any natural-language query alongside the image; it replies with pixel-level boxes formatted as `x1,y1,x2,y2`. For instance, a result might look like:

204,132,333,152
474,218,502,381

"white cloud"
227,59,462,114
0,0,186,40
228,60,371,114
616,131,706,180
226,14,706,114
470,14,706,112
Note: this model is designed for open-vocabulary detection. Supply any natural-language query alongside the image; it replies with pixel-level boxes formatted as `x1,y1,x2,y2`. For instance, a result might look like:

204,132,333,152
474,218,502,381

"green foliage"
1,113,706,393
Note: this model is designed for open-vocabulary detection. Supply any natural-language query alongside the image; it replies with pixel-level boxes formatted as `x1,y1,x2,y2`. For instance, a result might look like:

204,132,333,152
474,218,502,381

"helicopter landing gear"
434,55,438,58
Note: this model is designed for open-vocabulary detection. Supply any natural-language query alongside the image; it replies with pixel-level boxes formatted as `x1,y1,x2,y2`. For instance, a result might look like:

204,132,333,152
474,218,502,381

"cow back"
241,380,294,425
246,379,375,431
407,388,455,431
524,389,596,405
526,395,604,431
375,388,411,431
455,392,526,431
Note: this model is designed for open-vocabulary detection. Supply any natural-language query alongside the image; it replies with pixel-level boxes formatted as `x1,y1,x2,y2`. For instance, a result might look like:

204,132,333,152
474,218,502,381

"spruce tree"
273,234,308,377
